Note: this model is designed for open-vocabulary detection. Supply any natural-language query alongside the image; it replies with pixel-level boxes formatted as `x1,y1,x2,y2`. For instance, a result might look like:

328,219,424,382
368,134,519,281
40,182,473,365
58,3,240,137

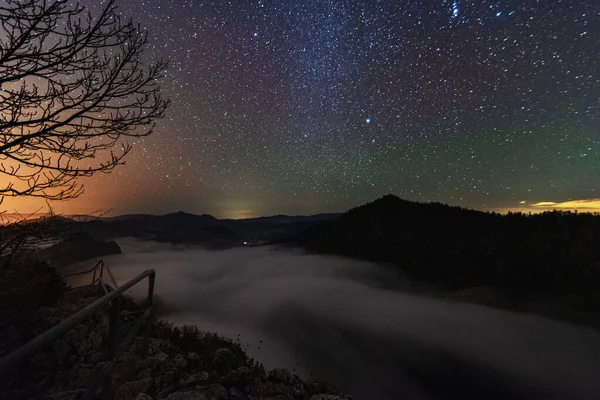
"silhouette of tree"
0,0,170,202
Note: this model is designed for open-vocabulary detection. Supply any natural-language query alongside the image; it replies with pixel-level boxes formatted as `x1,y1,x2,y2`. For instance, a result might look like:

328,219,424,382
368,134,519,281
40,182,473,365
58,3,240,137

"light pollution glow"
4,193,600,221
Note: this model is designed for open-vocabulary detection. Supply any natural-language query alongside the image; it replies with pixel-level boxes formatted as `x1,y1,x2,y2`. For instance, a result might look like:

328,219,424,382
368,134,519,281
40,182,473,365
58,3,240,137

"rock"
171,354,188,373
222,366,253,388
304,380,341,397
41,389,86,399
163,390,206,400
165,384,227,400
113,377,153,400
141,338,178,357
176,371,210,389
52,338,74,365
268,368,294,384
155,351,169,363
64,363,95,389
186,352,200,369
200,384,228,399
160,370,177,385
111,357,145,385
110,352,174,387
135,394,154,400
261,396,294,400
310,395,351,400
211,348,239,374
248,379,296,398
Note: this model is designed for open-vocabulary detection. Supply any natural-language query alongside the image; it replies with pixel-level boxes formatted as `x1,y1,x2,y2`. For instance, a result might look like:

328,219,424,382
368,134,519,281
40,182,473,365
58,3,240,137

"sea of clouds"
63,238,600,399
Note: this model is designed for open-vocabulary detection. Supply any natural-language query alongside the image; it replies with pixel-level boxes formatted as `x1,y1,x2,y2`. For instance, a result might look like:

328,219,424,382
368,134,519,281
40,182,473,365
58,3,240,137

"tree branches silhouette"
0,0,170,202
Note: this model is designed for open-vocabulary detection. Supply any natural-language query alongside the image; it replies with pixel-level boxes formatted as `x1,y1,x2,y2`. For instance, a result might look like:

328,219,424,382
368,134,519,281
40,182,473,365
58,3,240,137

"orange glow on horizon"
529,199,600,212
5,188,600,219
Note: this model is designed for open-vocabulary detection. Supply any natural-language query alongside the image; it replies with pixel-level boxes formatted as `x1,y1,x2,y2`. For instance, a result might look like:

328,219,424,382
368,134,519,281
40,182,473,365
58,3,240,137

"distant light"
496,12,502,17
365,117,371,125
243,241,248,245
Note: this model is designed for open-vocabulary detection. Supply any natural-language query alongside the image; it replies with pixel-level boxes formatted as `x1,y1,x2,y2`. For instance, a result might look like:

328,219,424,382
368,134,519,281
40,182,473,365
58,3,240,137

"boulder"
171,354,188,374
186,352,200,370
268,368,295,384
176,371,210,389
113,378,153,400
164,384,228,400
248,379,296,398
310,395,350,400
221,366,253,388
211,347,240,374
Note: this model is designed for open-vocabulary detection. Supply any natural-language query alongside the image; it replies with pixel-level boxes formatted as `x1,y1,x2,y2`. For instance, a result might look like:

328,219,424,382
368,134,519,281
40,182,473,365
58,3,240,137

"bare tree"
0,0,170,202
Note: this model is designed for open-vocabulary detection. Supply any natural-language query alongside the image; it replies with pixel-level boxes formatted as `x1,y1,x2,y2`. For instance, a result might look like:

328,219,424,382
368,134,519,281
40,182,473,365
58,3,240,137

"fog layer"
65,238,600,399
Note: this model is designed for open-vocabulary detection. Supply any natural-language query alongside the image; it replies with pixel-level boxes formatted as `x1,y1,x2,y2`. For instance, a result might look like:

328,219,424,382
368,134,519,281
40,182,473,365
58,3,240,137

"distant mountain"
81,212,236,247
220,213,341,244
227,213,340,225
80,211,340,248
153,224,242,249
301,195,600,300
102,212,218,226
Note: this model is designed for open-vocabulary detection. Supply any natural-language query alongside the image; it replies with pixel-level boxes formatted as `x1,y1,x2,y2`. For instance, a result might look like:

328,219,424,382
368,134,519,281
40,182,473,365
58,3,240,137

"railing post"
147,272,155,308
141,273,155,357
107,295,120,361
91,260,103,285
99,261,104,283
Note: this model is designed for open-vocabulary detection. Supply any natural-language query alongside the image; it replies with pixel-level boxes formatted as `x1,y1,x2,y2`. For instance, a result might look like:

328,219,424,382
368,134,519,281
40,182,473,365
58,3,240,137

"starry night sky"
12,0,600,218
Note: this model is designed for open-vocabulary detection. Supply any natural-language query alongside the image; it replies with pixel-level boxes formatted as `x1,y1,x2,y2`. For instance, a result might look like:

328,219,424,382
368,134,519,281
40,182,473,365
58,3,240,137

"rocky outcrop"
0,285,352,400
0,260,67,356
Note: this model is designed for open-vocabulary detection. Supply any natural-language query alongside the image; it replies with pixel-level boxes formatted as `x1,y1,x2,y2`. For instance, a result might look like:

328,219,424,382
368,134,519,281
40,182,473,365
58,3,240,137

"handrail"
61,259,104,280
104,263,119,290
0,268,155,374
62,260,120,295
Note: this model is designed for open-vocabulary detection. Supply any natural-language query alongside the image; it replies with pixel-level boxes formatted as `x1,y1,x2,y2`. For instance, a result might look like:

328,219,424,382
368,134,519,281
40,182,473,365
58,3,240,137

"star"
20,0,597,218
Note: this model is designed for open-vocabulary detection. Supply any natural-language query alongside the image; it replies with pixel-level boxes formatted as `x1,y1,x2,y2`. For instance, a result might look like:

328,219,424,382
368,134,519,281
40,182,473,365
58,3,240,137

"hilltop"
301,195,600,314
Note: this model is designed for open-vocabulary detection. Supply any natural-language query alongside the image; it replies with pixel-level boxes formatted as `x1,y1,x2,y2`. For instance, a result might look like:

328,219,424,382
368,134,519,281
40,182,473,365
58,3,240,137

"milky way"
20,0,599,217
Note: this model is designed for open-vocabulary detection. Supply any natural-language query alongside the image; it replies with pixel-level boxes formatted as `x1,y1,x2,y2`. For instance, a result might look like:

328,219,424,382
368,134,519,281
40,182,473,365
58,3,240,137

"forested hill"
301,195,600,300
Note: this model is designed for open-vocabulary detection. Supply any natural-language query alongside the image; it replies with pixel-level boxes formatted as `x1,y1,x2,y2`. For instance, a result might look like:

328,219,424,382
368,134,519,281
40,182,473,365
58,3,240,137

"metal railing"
0,261,118,353
62,259,120,295
0,261,156,398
